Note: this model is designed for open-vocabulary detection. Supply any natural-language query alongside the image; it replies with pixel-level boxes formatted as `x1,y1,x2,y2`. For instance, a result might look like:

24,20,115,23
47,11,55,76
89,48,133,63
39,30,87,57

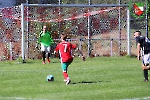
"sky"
0,0,15,8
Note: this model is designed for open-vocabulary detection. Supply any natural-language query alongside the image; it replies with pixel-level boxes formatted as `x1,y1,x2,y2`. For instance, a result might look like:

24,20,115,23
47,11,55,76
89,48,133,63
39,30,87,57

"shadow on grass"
72,80,110,84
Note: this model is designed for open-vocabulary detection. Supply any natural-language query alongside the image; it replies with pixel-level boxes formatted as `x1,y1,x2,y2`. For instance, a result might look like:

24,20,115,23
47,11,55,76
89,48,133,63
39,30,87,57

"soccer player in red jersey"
54,33,85,85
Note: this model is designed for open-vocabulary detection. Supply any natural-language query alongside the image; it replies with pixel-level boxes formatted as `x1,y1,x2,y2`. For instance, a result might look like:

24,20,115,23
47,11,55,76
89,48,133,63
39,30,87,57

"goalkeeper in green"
36,25,54,64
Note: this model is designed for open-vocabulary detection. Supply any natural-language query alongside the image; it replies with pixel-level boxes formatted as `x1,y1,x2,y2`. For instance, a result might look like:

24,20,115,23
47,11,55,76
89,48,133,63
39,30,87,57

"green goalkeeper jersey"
38,31,54,46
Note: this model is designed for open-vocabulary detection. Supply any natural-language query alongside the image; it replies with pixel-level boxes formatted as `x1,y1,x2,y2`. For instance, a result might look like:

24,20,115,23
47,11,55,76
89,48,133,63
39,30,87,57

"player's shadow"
72,80,110,84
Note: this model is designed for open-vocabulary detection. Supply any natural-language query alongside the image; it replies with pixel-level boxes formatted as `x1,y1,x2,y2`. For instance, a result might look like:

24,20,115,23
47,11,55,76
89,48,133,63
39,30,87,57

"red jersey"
55,41,76,63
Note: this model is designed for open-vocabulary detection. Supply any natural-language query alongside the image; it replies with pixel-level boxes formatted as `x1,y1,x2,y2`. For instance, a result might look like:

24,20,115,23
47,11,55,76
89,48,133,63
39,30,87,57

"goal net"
0,4,134,61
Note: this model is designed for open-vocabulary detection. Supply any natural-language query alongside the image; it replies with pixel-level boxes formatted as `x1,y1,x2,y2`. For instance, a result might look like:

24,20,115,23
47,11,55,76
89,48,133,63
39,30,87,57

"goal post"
20,3,130,61
21,4,25,62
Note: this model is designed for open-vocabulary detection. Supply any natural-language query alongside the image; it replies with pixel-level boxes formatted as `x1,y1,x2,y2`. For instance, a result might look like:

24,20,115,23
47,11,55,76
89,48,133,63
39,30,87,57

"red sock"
63,72,69,79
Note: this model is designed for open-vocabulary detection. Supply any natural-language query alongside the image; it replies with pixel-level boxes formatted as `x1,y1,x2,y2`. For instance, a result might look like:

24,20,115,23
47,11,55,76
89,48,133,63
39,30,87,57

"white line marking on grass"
127,64,137,67
0,97,50,100
122,96,150,100
0,70,51,72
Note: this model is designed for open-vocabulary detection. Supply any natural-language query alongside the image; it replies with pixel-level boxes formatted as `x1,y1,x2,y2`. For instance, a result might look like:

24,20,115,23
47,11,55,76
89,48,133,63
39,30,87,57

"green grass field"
0,57,150,100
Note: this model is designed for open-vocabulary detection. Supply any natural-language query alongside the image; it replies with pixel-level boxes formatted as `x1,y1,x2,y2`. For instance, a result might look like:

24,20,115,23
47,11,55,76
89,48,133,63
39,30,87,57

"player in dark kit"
134,31,150,82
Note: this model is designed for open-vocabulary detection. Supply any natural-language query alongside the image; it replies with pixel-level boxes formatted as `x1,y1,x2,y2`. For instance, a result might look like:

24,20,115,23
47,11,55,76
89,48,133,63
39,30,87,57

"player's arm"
77,48,85,61
54,44,59,54
73,44,85,61
137,43,141,60
50,38,54,44
48,31,54,44
35,32,42,49
38,31,43,43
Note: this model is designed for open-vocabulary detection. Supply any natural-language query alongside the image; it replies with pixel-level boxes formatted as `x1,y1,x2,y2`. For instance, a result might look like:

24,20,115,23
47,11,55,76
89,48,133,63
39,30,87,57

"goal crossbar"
22,3,129,7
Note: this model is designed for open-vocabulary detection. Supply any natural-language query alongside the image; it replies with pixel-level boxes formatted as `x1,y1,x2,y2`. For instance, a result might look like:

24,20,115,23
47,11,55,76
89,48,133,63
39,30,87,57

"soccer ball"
46,75,54,82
